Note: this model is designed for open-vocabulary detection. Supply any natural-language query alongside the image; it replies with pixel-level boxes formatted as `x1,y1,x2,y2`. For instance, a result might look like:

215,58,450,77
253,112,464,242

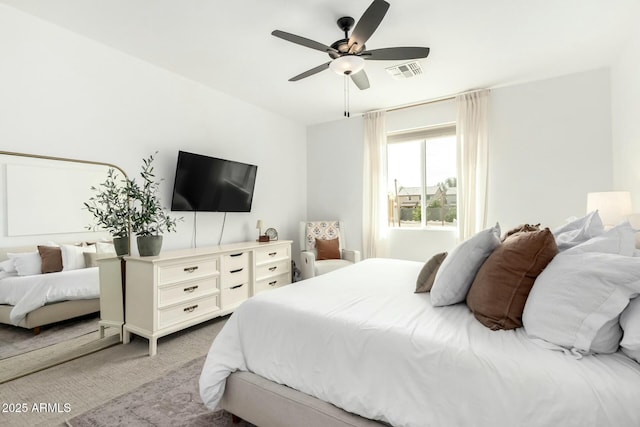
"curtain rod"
385,94,456,113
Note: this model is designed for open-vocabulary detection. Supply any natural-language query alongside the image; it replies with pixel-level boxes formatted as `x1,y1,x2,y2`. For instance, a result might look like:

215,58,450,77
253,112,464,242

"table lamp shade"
586,191,632,228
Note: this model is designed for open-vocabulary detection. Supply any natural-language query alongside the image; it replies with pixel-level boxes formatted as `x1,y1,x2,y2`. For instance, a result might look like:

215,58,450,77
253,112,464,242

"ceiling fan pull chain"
347,77,350,117
344,75,347,117
344,75,350,118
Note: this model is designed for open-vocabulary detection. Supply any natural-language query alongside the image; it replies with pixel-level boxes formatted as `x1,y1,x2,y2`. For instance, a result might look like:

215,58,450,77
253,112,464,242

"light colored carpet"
0,325,120,384
66,356,253,427
0,314,100,360
1,315,229,427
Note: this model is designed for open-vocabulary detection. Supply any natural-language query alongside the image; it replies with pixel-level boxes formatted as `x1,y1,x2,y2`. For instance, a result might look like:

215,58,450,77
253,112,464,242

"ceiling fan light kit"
271,0,430,117
329,55,365,75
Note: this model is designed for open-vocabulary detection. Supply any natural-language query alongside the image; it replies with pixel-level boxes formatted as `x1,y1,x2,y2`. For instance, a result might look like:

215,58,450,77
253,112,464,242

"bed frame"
0,299,100,334
220,371,387,427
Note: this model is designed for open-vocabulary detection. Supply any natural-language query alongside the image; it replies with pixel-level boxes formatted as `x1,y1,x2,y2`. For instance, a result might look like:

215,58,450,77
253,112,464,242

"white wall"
0,5,307,254
306,117,364,253
612,27,640,210
487,68,613,232
307,68,613,261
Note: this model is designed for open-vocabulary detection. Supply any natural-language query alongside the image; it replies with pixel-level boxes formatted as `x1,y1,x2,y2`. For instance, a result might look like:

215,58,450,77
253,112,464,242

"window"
387,124,457,228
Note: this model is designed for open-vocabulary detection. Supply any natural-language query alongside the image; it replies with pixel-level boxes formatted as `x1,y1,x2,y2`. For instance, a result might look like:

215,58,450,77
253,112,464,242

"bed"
199,223,640,427
0,245,101,333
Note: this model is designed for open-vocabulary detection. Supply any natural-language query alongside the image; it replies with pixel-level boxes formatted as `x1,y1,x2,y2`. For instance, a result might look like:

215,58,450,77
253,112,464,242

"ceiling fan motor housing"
329,38,362,59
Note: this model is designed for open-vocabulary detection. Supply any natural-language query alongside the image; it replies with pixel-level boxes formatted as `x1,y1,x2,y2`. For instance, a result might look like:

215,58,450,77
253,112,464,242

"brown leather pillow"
466,228,558,330
415,252,447,293
315,238,340,260
37,245,63,273
502,223,540,241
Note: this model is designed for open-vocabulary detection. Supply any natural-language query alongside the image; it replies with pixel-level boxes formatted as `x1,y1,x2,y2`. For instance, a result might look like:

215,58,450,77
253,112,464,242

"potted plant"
128,152,181,256
84,168,131,256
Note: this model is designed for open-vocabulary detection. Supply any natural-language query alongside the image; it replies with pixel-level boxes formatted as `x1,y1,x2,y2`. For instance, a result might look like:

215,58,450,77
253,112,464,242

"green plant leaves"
85,153,182,237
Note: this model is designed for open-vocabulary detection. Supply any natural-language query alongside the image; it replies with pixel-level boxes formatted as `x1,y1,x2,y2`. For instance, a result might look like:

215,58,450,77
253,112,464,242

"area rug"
66,356,254,427
0,313,100,360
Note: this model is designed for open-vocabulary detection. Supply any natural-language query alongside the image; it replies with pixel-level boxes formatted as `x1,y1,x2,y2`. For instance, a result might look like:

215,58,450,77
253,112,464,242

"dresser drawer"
158,295,220,329
255,259,290,281
221,266,249,288
222,251,249,271
157,257,218,286
221,282,249,308
254,272,291,294
157,276,219,308
255,245,290,264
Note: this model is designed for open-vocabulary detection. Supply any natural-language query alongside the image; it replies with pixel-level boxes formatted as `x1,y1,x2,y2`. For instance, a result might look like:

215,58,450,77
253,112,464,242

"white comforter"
0,267,99,326
199,258,640,427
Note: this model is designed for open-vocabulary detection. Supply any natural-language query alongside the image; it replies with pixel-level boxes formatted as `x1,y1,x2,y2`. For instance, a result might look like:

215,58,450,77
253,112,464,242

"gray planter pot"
137,235,163,257
113,236,130,256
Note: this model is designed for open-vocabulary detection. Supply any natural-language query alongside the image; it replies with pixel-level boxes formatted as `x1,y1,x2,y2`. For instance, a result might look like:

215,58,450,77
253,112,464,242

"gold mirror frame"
0,150,129,382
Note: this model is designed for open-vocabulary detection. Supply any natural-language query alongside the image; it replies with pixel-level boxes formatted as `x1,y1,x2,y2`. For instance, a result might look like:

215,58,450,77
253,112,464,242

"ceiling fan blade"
350,70,370,90
272,30,337,54
362,47,430,61
348,0,390,53
289,62,332,81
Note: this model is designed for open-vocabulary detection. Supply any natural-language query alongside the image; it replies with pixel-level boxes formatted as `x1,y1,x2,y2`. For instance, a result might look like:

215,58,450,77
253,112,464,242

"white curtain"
362,110,388,258
456,90,490,241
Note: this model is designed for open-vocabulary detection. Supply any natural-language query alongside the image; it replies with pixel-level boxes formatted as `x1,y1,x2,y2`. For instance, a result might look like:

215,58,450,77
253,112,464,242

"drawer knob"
230,268,244,274
268,280,277,286
230,284,244,290
268,252,277,257
183,304,198,313
184,266,199,273
230,252,244,257
183,285,199,293
268,266,277,272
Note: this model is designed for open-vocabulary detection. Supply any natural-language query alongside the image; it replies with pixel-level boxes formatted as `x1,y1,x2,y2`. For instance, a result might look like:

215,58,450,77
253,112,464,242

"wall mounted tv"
171,151,258,212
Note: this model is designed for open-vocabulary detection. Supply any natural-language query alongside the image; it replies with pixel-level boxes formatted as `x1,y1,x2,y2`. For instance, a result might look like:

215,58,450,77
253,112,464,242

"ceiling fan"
271,0,430,91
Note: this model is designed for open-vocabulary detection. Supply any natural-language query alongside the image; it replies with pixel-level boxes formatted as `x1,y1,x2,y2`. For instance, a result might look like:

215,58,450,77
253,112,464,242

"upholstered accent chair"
299,221,361,280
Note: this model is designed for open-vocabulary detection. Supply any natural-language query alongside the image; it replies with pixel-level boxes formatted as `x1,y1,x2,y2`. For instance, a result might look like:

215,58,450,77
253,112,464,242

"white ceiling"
2,0,638,126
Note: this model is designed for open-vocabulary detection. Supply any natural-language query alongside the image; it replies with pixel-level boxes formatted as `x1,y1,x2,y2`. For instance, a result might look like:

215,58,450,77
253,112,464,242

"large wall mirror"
0,151,127,382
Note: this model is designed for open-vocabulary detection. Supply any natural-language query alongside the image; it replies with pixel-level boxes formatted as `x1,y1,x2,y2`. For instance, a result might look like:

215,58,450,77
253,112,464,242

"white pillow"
553,210,604,251
96,241,116,254
430,223,501,307
0,259,16,273
620,297,640,363
565,221,636,256
7,252,42,276
523,251,640,355
524,224,637,355
61,244,95,271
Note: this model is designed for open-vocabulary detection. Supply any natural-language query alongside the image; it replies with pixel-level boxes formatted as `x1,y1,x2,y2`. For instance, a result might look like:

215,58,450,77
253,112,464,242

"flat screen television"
170,151,257,212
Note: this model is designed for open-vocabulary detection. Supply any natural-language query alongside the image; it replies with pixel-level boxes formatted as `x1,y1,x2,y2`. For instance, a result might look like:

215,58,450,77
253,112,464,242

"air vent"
385,61,423,80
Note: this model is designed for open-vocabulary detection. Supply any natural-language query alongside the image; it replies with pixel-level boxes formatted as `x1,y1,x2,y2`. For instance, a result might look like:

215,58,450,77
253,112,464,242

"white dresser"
254,244,291,294
121,240,291,356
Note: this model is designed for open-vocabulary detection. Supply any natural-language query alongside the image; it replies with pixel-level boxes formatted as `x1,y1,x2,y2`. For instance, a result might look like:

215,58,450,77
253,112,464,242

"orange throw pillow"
315,238,340,260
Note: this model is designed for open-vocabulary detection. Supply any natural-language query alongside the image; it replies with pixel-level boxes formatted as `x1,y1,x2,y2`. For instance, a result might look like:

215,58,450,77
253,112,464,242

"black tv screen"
171,151,257,212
